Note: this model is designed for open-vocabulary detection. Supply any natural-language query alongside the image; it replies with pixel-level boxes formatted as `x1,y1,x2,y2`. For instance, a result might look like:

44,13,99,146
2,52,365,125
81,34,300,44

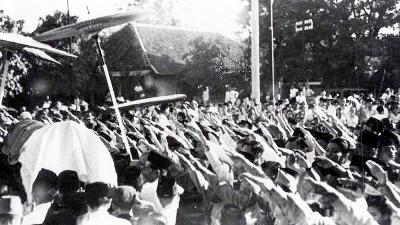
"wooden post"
95,36,133,161
0,52,11,106
270,0,276,104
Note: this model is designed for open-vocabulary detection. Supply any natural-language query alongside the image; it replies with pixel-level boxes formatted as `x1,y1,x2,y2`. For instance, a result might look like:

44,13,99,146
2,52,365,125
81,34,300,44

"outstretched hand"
366,160,389,185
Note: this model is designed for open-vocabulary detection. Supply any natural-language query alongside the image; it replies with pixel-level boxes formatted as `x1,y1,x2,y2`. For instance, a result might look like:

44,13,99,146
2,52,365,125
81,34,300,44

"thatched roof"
101,23,244,75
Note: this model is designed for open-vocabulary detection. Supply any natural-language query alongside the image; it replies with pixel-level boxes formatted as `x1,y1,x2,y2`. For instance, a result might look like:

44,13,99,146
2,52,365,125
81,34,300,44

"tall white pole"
251,0,261,103
95,36,133,161
270,0,275,103
0,52,10,106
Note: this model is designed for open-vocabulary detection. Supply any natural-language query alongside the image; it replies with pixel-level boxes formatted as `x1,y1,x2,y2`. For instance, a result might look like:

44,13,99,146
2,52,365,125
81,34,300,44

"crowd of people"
0,87,399,225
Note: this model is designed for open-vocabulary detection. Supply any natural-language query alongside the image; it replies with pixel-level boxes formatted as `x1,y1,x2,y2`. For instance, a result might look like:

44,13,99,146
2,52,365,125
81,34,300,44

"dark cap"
365,117,384,134
58,170,80,194
147,151,172,170
33,169,58,189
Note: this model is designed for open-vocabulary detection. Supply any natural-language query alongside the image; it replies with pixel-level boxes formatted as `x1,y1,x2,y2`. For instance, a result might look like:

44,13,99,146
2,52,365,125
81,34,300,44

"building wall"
144,74,179,96
111,72,180,98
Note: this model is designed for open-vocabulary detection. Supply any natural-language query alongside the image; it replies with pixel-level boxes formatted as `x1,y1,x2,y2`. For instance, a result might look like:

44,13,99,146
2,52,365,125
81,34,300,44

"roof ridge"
132,22,215,33
130,22,244,45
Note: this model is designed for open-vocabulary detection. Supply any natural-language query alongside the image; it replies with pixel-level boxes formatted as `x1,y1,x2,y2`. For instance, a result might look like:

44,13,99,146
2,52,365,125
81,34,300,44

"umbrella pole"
0,52,11,106
95,35,133,161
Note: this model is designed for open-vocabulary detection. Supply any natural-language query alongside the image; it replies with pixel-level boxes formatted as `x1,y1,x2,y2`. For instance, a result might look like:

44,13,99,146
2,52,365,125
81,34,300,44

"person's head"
32,169,58,204
112,186,136,215
377,106,384,115
191,100,199,109
261,161,281,181
366,195,391,225
85,182,111,211
19,111,32,120
0,196,23,225
236,139,264,165
326,138,350,164
141,151,171,183
58,170,80,194
285,136,309,153
158,104,170,116
378,145,396,164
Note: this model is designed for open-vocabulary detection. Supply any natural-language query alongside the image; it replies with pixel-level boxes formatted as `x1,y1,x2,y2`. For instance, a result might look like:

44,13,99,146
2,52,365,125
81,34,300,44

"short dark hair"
85,182,111,209
58,170,80,194
377,106,384,114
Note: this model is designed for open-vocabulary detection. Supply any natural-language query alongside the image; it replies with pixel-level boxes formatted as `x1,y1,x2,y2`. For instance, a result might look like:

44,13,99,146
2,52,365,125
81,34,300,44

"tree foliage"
180,37,251,100
239,0,400,90
0,11,30,102
25,11,106,105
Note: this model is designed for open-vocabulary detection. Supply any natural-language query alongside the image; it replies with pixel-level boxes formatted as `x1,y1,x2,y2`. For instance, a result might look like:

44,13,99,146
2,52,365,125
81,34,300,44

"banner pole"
0,52,11,106
251,0,261,103
95,36,132,161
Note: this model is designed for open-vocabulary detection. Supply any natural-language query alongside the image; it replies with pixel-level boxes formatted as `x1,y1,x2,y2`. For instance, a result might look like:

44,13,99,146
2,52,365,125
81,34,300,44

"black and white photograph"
0,0,400,224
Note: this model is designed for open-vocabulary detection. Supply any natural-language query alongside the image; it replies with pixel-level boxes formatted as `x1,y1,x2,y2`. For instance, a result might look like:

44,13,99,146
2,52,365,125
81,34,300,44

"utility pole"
251,0,261,103
270,0,275,103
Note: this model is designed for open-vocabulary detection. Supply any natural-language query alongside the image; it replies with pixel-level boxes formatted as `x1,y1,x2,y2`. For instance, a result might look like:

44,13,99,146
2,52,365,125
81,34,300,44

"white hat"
20,111,32,120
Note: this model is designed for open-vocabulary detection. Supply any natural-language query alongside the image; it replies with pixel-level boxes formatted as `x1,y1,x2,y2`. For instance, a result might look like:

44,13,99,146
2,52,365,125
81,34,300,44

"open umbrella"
0,33,77,105
33,12,146,161
108,94,187,112
8,121,118,202
33,12,145,42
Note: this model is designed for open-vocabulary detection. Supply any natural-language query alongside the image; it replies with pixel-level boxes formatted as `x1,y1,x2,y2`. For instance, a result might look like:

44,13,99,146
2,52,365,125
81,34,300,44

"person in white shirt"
389,105,400,124
381,88,391,102
289,86,299,99
326,97,336,117
77,182,130,225
22,169,58,225
344,107,359,129
296,91,307,104
0,196,23,225
224,86,232,103
304,84,315,97
202,87,209,105
139,152,182,225
228,88,239,104
372,106,387,121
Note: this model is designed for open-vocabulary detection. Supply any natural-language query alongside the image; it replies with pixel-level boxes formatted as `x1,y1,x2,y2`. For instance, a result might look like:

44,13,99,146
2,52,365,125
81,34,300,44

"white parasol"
33,12,147,161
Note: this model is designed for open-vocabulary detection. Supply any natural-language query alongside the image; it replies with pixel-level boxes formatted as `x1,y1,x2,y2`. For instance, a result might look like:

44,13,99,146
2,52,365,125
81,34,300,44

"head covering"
147,151,172,170
33,169,58,190
20,111,32,120
365,117,384,134
58,170,80,194
0,196,22,216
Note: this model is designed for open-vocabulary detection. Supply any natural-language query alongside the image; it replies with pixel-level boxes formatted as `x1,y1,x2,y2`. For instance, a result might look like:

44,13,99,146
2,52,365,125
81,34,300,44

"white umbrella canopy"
109,94,187,112
22,47,61,64
0,33,76,58
18,121,118,202
33,12,148,161
33,12,147,42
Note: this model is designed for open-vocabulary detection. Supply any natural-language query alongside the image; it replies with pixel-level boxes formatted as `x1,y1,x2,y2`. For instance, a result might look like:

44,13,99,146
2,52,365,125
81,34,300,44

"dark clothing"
43,193,87,225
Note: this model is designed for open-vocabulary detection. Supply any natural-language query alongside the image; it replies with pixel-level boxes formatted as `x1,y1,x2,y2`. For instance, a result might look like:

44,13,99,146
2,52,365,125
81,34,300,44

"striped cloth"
2,119,45,164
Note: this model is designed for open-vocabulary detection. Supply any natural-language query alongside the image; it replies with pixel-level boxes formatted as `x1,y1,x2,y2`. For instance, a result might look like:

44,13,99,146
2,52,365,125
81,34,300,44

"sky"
2,0,246,38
